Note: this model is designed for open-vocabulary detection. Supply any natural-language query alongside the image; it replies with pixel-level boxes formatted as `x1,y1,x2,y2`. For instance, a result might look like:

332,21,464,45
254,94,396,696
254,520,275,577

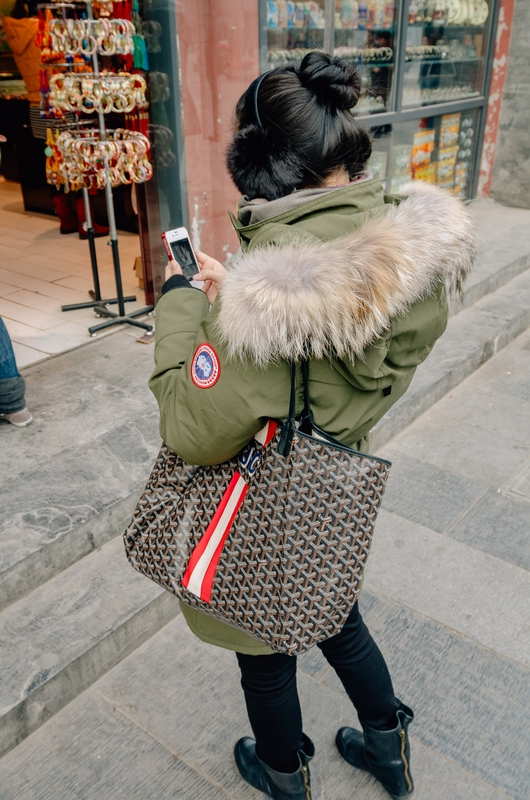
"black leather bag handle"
278,360,312,455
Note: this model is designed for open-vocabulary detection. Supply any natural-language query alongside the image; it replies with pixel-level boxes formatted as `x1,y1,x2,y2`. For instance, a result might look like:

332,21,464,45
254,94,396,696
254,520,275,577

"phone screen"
169,237,198,279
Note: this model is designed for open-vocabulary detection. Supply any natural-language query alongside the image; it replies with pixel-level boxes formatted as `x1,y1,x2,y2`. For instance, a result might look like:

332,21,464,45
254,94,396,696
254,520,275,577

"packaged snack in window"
308,1,320,27
277,0,288,26
412,128,435,167
383,0,394,27
438,146,458,180
295,1,305,26
339,0,358,28
267,0,279,27
438,177,455,191
358,1,368,27
413,162,437,183
440,113,461,147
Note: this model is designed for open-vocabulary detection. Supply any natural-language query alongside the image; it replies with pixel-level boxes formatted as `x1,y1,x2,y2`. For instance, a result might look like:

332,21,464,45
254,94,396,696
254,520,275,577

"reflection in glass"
403,0,491,107
262,1,397,115
334,1,397,115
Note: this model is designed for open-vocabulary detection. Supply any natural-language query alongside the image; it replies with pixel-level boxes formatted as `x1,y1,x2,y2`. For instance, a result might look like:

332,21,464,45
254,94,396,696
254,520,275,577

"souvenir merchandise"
334,45,393,62
44,127,66,188
402,84,478,107
55,127,152,191
49,71,148,114
46,17,135,58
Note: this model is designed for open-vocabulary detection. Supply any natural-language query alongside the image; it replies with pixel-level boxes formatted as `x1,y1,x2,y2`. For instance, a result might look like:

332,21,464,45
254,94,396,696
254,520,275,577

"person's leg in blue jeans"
0,318,32,426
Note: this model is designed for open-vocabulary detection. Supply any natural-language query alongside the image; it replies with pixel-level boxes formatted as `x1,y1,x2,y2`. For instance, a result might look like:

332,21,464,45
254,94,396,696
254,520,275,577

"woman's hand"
165,259,182,282
194,249,227,304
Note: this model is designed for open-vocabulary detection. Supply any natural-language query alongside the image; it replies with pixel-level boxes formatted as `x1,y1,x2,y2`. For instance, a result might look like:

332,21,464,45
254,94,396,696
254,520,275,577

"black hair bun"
226,125,305,201
298,52,361,111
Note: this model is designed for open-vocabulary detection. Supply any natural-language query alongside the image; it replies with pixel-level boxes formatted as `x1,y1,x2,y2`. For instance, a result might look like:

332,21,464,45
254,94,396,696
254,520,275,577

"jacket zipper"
399,729,413,792
301,764,311,799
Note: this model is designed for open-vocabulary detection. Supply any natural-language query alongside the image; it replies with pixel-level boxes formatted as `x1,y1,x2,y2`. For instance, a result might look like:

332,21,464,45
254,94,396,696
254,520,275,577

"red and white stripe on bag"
182,420,278,603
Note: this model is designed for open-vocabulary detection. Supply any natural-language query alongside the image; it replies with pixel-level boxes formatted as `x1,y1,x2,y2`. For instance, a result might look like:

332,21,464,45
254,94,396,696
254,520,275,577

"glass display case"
259,0,498,199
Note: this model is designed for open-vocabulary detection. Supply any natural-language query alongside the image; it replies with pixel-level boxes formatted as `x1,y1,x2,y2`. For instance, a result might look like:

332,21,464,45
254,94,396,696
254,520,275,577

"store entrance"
0,172,146,369
0,49,147,368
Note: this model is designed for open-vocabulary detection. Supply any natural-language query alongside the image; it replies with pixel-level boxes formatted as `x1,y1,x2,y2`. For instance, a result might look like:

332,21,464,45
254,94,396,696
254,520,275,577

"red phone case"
161,233,173,262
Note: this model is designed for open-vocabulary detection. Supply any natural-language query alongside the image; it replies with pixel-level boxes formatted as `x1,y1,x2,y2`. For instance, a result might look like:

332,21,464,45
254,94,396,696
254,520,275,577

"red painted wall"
478,0,516,197
176,0,260,260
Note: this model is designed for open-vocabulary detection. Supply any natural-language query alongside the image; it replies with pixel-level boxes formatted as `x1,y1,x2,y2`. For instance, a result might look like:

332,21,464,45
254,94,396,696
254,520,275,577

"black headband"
243,72,268,128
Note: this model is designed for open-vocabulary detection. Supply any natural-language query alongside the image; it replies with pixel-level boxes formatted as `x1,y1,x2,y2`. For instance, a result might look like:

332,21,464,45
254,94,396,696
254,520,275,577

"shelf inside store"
404,57,484,64
407,22,491,29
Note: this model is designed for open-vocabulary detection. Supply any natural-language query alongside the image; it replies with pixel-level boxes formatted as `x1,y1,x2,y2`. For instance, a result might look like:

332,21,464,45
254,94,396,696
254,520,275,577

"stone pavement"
1,327,529,799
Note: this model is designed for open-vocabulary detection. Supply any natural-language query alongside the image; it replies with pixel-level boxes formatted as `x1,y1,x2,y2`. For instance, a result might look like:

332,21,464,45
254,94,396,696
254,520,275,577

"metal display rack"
259,0,500,199
41,0,154,336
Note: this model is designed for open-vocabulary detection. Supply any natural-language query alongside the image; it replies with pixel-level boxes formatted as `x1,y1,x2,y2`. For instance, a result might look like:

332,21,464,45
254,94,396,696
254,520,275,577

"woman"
149,53,475,800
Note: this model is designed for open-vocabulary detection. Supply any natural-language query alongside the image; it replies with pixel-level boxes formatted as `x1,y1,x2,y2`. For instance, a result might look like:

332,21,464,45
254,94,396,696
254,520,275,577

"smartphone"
162,227,200,281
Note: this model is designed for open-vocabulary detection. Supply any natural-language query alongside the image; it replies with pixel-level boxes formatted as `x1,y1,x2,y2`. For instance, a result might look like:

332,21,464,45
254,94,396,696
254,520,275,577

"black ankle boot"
336,705,414,799
234,733,314,799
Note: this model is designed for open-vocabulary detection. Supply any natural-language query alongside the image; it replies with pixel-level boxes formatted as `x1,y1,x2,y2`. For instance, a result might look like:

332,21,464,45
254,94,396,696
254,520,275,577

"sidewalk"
0,327,528,799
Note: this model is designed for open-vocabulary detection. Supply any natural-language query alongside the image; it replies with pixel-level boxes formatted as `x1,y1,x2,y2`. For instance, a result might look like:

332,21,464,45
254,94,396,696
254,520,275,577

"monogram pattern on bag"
123,426,390,655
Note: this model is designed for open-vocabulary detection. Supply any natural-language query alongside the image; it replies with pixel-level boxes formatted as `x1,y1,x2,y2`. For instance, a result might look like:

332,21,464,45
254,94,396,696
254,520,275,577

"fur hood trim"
216,182,476,367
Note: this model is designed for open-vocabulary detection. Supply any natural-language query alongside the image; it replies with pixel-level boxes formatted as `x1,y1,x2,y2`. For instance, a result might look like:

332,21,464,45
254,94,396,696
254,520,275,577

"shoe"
76,197,109,239
234,734,314,799
336,705,414,799
53,195,78,234
0,408,33,427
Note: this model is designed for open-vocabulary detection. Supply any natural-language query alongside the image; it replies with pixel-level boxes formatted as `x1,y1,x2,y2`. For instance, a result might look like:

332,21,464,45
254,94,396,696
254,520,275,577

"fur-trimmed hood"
216,182,476,367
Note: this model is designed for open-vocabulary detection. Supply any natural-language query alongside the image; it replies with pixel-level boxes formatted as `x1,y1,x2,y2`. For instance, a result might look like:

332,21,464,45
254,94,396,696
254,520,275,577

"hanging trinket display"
54,128,153,191
49,72,148,114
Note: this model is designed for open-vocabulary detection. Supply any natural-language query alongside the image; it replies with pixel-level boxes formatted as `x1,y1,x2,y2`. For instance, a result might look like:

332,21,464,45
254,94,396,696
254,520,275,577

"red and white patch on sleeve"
190,343,220,388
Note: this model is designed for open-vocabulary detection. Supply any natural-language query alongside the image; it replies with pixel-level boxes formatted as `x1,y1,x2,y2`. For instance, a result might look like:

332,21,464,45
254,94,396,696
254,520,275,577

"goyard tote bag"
124,362,391,655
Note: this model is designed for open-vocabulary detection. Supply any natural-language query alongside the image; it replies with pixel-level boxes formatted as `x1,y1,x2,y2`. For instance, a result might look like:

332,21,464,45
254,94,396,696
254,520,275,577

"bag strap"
277,360,313,455
299,359,314,435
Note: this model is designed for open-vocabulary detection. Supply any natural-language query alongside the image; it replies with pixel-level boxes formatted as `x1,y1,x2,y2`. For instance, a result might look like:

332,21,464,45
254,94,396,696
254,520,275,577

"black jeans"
236,601,400,773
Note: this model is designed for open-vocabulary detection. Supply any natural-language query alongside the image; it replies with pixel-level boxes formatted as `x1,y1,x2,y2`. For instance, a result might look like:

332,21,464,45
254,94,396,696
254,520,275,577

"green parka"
149,177,475,655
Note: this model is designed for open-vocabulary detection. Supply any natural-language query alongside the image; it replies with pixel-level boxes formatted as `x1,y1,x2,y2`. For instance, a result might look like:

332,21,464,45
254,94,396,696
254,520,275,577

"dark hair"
11,0,39,17
226,52,372,201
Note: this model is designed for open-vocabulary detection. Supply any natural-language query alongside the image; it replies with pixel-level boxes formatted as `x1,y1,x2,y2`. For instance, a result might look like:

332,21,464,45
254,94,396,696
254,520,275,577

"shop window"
403,0,491,107
369,107,480,199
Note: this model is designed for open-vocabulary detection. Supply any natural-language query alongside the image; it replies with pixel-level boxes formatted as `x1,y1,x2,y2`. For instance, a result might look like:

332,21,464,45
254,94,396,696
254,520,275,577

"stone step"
453,198,530,315
0,535,180,760
0,332,159,614
372,266,530,450
0,410,159,614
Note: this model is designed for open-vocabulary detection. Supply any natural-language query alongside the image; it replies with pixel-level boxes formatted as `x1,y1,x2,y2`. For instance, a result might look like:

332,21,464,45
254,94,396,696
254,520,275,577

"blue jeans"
0,318,20,380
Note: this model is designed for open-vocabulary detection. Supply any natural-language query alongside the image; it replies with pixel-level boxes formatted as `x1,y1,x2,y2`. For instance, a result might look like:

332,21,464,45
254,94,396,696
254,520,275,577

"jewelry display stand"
43,0,154,335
